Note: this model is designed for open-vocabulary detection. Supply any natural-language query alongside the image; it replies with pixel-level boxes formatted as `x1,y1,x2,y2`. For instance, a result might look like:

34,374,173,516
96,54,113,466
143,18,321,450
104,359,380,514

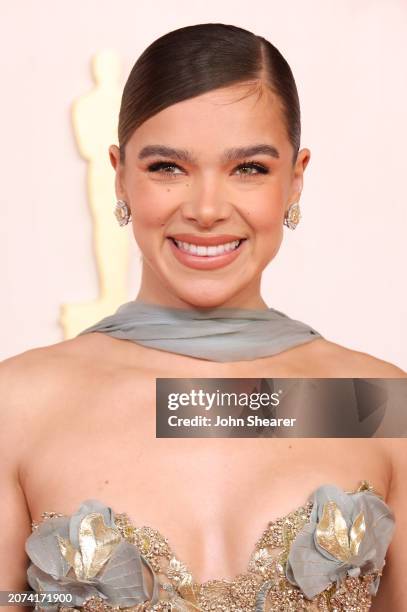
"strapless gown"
25,480,395,611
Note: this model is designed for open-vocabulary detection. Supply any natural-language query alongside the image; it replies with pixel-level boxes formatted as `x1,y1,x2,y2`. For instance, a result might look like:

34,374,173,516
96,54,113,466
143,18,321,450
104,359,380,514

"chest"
22,368,389,585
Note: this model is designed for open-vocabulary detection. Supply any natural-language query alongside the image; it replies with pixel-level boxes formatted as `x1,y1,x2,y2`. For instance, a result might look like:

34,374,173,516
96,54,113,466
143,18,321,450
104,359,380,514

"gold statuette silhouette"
60,50,130,338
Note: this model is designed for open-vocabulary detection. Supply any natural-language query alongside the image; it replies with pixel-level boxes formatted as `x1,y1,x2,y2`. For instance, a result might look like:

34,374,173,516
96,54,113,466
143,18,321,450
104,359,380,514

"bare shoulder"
1,333,97,388
301,338,407,377
0,334,113,427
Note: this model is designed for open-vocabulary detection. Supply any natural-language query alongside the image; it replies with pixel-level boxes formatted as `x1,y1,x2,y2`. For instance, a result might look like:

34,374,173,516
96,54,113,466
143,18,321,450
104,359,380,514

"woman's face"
109,82,310,309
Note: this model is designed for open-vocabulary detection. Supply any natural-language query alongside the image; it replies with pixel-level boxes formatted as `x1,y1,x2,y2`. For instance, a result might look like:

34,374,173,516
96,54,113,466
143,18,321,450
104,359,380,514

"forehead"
126,83,291,161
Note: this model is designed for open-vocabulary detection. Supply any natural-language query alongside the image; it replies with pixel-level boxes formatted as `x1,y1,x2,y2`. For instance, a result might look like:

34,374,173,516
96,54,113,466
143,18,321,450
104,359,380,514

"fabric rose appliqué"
26,499,158,610
285,484,395,600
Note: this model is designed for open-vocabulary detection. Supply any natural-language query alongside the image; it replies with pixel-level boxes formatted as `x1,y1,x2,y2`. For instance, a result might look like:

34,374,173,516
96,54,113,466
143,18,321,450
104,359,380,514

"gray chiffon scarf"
78,300,322,362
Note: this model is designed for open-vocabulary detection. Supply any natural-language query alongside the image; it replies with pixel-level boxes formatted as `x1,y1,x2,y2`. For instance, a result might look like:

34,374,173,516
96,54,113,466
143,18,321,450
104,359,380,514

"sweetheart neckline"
121,499,314,586
33,480,380,588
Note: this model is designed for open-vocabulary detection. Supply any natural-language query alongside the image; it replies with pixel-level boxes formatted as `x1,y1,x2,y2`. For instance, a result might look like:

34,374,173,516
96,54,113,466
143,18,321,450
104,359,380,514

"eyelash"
146,159,269,178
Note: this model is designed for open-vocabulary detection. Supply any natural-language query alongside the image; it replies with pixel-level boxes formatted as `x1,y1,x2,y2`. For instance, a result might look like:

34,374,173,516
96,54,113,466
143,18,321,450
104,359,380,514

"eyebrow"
137,143,280,163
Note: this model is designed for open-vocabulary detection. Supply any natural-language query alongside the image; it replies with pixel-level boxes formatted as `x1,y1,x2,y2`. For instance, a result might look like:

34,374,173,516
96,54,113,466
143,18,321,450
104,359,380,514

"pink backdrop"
1,0,406,369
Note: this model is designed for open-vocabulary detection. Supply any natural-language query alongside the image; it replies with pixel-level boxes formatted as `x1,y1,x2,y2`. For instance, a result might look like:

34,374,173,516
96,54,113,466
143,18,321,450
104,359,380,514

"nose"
180,176,233,228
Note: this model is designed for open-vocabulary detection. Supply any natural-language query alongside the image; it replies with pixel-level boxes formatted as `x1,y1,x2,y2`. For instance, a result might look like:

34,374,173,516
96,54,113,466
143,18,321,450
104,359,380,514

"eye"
146,161,184,177
146,159,270,179
234,161,269,177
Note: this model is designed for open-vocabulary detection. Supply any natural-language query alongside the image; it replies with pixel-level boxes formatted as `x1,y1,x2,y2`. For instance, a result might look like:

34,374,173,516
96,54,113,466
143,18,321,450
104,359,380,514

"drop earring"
114,200,131,226
284,202,301,230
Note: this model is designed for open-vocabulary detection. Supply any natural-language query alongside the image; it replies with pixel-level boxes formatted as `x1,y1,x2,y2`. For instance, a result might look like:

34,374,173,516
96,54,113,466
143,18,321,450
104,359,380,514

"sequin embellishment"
27,481,393,611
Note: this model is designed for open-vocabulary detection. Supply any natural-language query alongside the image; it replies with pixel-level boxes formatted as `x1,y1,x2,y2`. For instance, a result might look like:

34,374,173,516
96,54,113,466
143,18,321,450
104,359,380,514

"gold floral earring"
114,200,132,226
284,202,301,230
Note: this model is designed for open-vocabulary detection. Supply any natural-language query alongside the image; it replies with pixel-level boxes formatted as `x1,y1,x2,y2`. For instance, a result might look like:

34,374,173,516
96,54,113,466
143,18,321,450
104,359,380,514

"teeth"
173,239,241,257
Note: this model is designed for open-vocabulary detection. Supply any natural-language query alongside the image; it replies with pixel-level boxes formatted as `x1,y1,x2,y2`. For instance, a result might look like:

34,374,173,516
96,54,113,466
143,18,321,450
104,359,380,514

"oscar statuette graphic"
60,50,130,337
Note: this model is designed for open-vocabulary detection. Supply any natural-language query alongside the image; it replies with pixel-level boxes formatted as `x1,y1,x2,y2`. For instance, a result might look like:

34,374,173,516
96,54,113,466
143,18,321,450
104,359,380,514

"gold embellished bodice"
27,481,395,612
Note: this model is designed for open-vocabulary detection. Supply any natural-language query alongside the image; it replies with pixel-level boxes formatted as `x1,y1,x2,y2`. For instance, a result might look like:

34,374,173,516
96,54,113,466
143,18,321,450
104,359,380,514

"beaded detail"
27,481,392,612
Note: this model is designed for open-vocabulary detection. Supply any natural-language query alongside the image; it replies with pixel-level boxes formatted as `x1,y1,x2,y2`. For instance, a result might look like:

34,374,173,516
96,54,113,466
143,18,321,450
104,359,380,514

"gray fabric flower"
26,499,157,610
285,485,395,600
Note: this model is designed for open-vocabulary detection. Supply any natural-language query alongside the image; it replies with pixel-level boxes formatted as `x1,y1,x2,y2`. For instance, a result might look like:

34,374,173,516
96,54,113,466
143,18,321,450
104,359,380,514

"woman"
0,23,406,611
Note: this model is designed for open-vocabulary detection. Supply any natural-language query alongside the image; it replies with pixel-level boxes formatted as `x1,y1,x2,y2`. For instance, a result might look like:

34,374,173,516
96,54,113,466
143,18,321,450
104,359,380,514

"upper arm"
0,456,32,591
0,357,36,607
371,439,407,610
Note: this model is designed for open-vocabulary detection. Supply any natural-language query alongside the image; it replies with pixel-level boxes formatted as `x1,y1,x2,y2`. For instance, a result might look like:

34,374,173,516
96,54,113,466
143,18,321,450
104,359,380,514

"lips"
168,233,246,246
167,234,247,270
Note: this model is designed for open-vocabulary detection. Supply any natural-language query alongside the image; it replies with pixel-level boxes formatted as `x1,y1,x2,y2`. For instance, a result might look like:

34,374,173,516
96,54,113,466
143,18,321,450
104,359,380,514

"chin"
183,296,231,309
168,284,248,309
151,260,261,308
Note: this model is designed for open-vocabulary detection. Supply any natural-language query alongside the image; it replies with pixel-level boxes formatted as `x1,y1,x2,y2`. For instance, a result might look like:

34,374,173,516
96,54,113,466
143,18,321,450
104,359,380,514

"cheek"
242,189,285,235
241,190,285,265
128,180,176,231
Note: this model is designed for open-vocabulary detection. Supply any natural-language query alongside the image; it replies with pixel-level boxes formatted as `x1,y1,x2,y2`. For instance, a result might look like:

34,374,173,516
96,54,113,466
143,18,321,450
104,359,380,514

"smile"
172,238,243,257
167,237,247,271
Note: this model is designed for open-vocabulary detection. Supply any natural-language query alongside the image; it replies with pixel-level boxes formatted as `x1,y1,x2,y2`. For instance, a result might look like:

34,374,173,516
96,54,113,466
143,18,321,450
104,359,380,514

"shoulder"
0,334,96,391
0,334,128,477
301,338,406,377
0,332,147,416
0,334,114,428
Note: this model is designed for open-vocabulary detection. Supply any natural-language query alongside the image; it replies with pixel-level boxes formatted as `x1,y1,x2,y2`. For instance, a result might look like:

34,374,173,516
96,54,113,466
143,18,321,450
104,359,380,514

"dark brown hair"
118,23,301,165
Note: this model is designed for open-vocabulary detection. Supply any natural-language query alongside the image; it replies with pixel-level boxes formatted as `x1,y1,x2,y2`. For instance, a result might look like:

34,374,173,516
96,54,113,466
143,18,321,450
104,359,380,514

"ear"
109,144,127,200
288,148,311,204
